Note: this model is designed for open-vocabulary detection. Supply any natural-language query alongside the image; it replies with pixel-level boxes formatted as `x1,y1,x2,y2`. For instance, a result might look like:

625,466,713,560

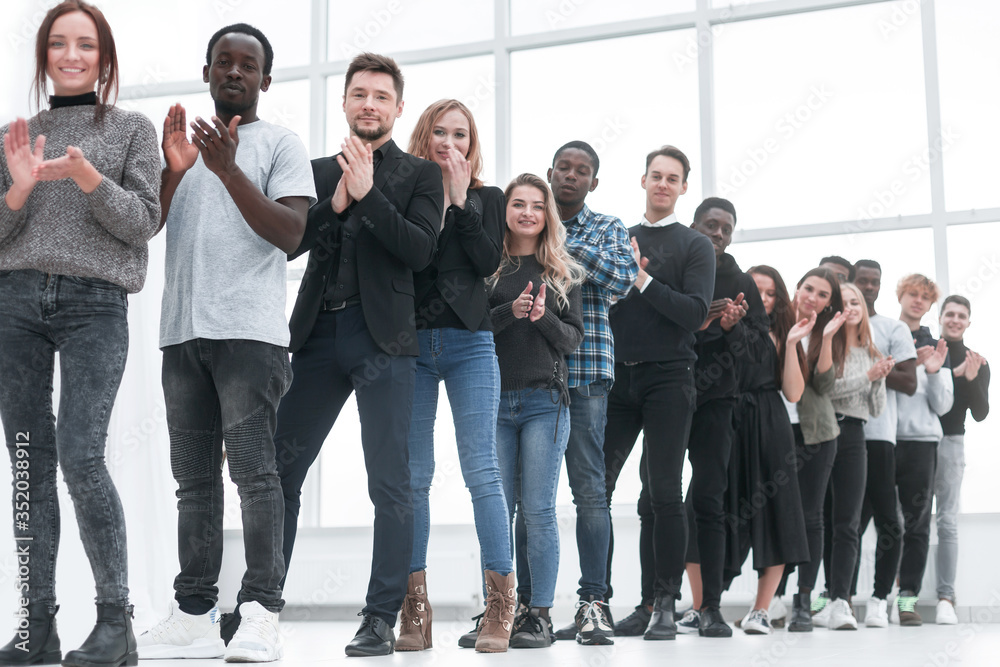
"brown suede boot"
396,570,432,651
476,570,516,653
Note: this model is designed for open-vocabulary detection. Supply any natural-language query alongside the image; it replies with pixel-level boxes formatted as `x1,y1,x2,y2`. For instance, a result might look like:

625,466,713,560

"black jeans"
824,418,867,600
785,425,837,592
162,338,291,613
604,361,695,602
274,306,415,626
851,440,901,599
0,270,130,607
895,440,938,594
670,398,735,608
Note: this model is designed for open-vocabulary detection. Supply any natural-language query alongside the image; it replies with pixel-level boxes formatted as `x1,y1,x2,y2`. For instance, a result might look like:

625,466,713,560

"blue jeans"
408,328,511,574
496,388,569,608
515,381,610,600
0,269,130,606
162,338,291,613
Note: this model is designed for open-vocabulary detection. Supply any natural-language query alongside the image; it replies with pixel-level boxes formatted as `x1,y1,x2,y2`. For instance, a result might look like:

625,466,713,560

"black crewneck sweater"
939,338,990,435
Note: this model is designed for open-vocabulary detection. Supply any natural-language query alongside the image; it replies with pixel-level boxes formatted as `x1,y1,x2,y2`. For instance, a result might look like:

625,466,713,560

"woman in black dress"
723,265,812,634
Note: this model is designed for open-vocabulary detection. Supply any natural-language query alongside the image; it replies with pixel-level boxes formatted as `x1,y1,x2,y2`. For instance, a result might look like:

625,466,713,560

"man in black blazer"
273,53,443,657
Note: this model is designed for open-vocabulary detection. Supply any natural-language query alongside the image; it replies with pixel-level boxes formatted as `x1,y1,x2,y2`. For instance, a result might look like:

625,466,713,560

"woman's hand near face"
3,118,45,208
443,147,471,208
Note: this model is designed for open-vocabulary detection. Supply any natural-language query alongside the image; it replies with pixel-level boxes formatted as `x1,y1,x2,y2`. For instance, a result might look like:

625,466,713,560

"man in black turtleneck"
679,197,768,637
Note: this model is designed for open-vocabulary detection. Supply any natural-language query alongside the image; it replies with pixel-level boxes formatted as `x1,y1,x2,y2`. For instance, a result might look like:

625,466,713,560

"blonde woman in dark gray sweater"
0,3,160,665
818,282,892,630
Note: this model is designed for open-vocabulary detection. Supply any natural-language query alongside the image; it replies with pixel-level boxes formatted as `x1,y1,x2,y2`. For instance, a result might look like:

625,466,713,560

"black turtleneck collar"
50,92,97,109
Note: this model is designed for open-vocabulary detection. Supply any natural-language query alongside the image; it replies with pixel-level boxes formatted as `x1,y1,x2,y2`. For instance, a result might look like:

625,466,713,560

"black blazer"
288,140,443,355
413,185,505,332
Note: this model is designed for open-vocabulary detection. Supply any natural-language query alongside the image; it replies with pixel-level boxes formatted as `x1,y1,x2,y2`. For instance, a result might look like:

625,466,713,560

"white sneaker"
769,597,787,623
936,599,959,625
865,597,889,628
224,601,282,663
137,601,225,659
742,608,772,635
827,599,857,630
812,601,832,628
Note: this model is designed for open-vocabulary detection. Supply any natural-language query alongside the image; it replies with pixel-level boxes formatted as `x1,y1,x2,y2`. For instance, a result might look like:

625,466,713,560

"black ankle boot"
62,604,137,667
0,602,61,664
788,593,814,633
643,596,676,640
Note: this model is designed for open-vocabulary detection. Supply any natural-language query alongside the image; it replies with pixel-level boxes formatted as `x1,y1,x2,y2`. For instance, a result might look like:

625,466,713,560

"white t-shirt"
160,120,316,348
863,314,918,443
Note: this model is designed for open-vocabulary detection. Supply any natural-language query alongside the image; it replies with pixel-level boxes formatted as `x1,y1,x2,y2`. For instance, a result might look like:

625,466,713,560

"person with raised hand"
488,173,584,650
0,2,160,665
140,22,316,664
400,99,514,653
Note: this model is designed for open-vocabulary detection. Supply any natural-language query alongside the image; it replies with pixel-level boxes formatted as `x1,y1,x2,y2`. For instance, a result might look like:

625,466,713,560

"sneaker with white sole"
936,599,958,625
742,609,772,635
811,600,832,628
827,599,857,630
676,608,701,634
137,601,225,659
575,598,614,646
865,597,889,628
224,601,282,663
769,597,787,629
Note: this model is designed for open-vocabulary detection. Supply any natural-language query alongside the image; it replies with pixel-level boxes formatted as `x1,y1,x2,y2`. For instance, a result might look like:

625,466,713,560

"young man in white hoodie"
893,274,953,626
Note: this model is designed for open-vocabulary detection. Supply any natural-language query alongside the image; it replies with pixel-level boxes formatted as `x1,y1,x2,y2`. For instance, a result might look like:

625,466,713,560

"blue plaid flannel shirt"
563,204,638,388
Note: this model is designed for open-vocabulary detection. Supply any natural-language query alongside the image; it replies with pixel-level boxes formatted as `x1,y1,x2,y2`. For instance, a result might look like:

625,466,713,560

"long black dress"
724,335,810,584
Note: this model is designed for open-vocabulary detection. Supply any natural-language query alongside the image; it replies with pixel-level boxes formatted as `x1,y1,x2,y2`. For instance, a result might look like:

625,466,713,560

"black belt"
321,296,361,311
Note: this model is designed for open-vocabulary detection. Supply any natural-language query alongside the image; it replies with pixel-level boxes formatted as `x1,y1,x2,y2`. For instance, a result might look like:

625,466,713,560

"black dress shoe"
698,607,732,637
345,614,395,657
643,596,676,640
614,604,651,636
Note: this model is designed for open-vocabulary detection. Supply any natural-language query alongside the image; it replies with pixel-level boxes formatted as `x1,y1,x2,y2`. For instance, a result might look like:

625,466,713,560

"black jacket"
288,140,443,355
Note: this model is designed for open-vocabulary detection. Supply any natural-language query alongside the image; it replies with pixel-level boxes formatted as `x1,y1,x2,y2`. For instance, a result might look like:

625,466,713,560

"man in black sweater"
603,146,716,640
676,197,768,637
934,295,989,624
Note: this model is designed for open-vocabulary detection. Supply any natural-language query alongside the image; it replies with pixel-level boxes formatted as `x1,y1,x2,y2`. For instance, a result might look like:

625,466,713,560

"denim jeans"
496,388,569,608
162,338,291,614
935,434,965,601
408,328,511,574
515,380,611,601
0,269,130,607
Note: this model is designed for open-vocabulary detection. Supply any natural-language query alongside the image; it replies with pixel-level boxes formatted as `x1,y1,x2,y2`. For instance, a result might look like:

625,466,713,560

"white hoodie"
896,365,954,442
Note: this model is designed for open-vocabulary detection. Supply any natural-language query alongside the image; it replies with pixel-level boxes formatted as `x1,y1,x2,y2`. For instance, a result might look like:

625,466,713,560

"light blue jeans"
407,328,512,574
496,387,569,608
935,434,965,601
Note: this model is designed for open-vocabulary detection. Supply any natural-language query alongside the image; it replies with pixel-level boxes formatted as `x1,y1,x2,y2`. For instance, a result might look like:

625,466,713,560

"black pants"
823,418,867,600
785,425,836,592
667,398,735,609
273,306,416,626
851,440,902,599
604,361,695,602
895,440,938,594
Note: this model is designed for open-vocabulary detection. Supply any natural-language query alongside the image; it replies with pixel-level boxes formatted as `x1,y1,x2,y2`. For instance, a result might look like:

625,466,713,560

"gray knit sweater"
831,346,887,422
0,104,161,293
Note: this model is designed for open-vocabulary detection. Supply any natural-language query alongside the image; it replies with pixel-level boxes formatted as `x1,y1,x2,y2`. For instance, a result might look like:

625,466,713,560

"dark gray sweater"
0,104,161,293
489,255,584,396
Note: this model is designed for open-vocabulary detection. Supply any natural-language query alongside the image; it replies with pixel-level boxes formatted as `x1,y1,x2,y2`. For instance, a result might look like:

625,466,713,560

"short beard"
215,96,256,117
351,121,388,143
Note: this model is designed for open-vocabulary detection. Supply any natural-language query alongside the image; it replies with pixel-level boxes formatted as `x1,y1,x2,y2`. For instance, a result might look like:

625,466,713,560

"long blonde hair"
489,173,582,311
406,99,484,190
841,282,882,371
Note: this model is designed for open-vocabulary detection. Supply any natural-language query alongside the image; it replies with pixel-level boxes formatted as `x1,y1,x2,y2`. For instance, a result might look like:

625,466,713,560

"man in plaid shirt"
513,141,636,645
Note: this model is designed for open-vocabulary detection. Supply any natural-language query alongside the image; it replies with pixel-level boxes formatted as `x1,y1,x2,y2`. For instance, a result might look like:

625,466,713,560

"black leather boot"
643,596,676,640
0,602,60,664
788,593,814,633
62,604,137,667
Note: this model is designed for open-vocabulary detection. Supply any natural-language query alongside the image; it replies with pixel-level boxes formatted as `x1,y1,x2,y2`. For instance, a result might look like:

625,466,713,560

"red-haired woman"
0,2,160,665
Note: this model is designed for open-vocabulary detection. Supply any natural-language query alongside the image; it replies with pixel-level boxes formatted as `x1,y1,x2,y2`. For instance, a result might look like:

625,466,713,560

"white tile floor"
120,618,1000,666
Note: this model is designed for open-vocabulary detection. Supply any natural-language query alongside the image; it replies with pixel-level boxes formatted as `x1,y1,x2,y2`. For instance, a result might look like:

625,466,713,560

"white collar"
641,212,678,228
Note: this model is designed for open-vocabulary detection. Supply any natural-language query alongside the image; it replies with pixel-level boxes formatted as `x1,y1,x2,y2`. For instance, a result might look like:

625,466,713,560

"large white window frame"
113,0,997,526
